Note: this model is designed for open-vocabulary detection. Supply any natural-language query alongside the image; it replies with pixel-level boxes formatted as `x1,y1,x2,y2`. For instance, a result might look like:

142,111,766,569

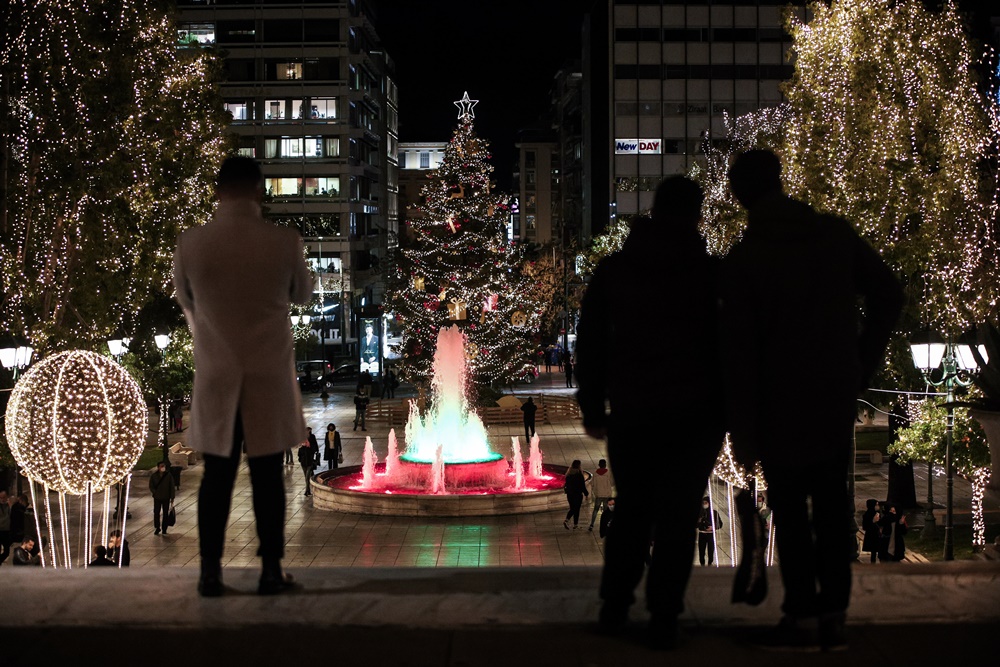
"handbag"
338,451,344,464
166,500,176,527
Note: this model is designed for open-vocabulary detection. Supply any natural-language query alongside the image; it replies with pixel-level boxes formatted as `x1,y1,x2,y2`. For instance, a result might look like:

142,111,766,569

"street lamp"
1,338,33,497
909,331,987,560
154,333,171,463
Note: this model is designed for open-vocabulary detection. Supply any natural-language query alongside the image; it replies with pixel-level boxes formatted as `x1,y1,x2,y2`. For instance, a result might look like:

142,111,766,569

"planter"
970,409,1000,492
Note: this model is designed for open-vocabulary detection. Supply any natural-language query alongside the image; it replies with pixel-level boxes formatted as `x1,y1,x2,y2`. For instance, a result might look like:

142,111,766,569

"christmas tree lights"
385,93,545,389
0,0,229,353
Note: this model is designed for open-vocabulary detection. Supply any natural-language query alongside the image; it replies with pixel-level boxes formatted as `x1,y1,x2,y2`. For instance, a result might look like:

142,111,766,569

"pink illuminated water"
335,325,563,494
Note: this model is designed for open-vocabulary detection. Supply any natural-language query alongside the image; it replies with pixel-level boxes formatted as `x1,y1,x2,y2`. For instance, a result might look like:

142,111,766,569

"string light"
385,94,546,387
782,0,1000,334
0,0,228,351
5,350,147,495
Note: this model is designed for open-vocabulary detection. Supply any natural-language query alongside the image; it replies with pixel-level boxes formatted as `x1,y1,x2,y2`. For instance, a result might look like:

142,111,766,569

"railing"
362,395,581,428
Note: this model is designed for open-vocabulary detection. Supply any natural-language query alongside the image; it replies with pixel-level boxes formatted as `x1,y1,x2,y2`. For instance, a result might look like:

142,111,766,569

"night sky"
372,0,997,192
372,0,592,190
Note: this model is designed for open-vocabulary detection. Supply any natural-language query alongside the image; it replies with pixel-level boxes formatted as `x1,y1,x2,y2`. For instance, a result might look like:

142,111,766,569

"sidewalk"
4,370,1000,665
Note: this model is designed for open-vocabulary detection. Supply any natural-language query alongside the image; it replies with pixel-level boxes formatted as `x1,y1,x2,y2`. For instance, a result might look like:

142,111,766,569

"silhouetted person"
719,149,903,651
520,397,537,442
173,156,312,597
576,176,725,649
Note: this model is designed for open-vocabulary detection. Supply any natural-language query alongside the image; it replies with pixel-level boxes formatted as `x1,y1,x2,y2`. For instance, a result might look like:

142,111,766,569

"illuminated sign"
614,139,662,154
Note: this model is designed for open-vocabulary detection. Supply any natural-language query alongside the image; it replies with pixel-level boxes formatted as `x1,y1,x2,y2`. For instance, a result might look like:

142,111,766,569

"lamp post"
108,337,130,362
909,332,987,560
1,339,33,497
155,333,171,463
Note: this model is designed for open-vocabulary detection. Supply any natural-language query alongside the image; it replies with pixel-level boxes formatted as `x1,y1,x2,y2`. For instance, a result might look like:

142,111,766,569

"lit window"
277,62,303,80
266,100,286,120
178,23,215,46
225,102,250,121
310,98,337,119
264,178,301,197
419,152,430,168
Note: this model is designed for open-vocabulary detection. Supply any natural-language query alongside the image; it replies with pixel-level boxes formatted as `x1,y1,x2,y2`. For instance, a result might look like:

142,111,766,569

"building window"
277,62,303,80
524,151,536,168
309,98,337,119
266,100,286,120
265,178,301,197
525,215,536,230
397,151,406,167
178,23,215,46
419,152,430,169
325,138,341,157
304,177,340,197
225,101,250,121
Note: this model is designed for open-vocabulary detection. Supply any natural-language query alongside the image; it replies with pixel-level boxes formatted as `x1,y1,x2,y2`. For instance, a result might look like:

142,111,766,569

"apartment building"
176,0,398,358
585,0,806,231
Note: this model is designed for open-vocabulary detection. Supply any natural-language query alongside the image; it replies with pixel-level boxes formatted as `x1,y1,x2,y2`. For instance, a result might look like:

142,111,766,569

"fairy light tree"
781,0,1000,336
0,0,229,353
385,93,544,392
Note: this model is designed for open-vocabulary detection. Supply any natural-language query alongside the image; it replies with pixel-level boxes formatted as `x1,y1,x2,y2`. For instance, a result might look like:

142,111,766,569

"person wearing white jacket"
588,459,616,531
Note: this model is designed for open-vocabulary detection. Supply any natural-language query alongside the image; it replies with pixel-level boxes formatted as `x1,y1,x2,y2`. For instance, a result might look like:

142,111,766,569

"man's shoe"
647,613,679,650
588,525,594,531
154,528,160,535
751,616,821,652
197,574,224,598
258,572,299,596
563,520,570,530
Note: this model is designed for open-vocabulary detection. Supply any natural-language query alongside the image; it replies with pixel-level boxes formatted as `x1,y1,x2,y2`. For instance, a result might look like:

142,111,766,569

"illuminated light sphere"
5,350,147,494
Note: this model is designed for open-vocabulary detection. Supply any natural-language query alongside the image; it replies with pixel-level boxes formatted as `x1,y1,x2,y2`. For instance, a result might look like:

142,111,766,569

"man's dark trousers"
599,422,720,618
198,411,284,570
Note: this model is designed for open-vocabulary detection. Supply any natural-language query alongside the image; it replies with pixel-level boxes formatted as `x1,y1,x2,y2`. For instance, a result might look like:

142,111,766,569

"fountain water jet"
314,325,580,516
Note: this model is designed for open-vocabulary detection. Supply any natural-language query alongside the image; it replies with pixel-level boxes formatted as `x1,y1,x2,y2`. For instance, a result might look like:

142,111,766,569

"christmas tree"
386,93,543,392
0,0,229,352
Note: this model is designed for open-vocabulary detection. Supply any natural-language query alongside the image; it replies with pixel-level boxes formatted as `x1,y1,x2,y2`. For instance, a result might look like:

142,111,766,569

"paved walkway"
25,368,999,570
5,370,1000,666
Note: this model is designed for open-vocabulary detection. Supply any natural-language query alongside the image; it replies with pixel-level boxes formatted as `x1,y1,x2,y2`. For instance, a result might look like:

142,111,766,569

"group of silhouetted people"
575,149,904,652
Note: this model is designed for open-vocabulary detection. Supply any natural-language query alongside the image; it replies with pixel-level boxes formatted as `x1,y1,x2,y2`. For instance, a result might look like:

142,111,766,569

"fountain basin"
312,464,582,517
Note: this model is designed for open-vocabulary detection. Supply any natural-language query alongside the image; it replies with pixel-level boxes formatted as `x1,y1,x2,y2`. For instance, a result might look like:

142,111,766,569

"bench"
855,449,883,464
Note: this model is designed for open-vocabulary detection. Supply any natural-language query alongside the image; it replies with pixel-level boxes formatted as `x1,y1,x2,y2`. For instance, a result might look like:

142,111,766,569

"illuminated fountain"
313,326,573,516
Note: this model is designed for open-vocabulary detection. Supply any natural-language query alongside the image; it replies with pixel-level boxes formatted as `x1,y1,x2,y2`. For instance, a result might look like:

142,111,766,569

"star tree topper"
454,91,479,119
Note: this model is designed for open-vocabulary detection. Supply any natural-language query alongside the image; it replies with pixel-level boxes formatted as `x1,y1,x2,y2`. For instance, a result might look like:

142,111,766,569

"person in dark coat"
881,504,907,562
562,460,589,529
520,397,538,442
353,387,369,431
298,440,316,496
861,499,881,563
564,354,574,388
108,530,130,567
719,150,903,650
148,461,175,536
323,423,342,470
697,497,723,566
575,176,726,649
89,545,115,567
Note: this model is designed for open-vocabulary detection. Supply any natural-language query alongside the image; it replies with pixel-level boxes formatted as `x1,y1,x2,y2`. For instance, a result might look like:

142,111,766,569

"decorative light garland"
5,350,147,495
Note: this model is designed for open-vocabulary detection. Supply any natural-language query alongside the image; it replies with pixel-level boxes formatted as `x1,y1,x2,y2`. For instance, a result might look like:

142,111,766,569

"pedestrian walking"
562,459,589,529
298,440,316,496
148,461,175,536
307,427,320,466
354,387,370,431
284,446,294,465
587,459,615,531
719,149,903,651
599,498,616,539
576,176,726,649
861,499,881,564
173,155,312,597
323,423,342,470
520,396,537,442
564,353,574,388
697,497,723,566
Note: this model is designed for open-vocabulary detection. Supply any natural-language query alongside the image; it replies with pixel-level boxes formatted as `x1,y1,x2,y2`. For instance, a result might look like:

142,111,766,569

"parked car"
296,360,331,391
323,362,359,387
